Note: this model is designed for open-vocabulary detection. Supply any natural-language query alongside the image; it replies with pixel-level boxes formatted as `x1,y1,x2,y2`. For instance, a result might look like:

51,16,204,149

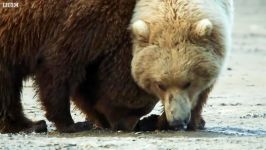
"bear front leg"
187,86,213,131
36,72,92,133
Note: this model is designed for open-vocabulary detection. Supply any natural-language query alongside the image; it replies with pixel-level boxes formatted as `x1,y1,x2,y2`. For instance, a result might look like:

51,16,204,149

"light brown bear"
74,0,234,131
131,0,234,130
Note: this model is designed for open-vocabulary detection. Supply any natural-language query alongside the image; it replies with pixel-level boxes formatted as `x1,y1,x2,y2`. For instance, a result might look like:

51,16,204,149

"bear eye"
157,83,167,92
182,82,191,89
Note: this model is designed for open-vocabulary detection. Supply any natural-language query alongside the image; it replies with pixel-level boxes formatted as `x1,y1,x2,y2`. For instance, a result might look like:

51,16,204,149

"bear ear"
131,20,150,41
194,19,213,37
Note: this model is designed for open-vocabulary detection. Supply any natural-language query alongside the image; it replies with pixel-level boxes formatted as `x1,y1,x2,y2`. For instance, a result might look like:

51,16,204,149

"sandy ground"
1,0,266,149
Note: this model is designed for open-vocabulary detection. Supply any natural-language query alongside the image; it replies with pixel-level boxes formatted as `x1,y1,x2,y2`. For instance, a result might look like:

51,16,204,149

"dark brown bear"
0,0,157,133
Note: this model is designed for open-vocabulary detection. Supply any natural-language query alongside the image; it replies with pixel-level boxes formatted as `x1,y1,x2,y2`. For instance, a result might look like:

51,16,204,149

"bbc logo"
2,2,19,8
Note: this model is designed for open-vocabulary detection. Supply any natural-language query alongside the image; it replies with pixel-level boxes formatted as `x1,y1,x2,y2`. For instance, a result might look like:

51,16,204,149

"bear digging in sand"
73,0,234,131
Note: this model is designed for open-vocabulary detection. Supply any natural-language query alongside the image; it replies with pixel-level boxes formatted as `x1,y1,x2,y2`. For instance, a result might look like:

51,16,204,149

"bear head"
130,17,225,128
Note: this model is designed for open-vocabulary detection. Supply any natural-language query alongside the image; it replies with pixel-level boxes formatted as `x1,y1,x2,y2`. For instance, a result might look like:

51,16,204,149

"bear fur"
0,0,152,133
72,0,233,131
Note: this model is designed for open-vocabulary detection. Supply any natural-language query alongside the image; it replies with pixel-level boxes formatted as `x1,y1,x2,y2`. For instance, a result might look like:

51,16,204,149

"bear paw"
58,121,93,133
23,120,47,133
135,114,160,131
187,118,205,131
0,119,47,133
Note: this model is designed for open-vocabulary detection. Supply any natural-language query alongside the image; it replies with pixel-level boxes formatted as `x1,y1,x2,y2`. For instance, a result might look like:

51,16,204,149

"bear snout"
164,92,192,129
168,114,191,130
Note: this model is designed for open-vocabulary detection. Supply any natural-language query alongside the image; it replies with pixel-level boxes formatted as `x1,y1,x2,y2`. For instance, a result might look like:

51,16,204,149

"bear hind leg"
36,71,93,133
0,66,47,133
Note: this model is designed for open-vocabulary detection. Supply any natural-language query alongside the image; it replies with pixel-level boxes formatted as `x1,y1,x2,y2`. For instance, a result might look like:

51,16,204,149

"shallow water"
206,127,266,136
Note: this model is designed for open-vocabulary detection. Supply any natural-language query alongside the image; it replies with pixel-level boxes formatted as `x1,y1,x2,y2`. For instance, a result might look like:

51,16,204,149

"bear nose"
169,120,186,130
169,116,191,130
183,116,190,125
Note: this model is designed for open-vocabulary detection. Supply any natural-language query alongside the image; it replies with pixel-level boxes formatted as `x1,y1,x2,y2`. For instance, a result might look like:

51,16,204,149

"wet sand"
1,0,266,149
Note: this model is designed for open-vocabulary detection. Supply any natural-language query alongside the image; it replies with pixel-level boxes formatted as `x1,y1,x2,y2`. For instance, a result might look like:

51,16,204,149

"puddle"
206,127,266,136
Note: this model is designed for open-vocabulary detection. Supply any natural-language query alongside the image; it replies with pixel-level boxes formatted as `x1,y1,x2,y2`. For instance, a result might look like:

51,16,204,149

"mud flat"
1,0,266,149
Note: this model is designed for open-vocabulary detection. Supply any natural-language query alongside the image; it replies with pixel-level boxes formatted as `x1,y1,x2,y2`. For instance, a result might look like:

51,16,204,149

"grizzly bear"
73,0,234,131
0,0,141,133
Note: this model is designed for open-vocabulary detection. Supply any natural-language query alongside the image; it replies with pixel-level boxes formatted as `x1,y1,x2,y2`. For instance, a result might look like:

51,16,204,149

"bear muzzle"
163,92,192,129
